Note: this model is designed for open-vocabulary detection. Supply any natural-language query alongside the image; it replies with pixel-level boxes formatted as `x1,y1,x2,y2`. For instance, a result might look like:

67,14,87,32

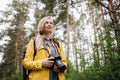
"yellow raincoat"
22,39,67,80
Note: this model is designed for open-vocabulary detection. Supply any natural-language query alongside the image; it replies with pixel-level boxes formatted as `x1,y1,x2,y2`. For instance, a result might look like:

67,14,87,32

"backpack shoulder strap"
53,39,60,48
32,37,36,60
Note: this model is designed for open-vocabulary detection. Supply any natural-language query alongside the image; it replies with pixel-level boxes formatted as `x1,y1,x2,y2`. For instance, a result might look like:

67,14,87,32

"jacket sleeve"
22,39,43,70
58,41,67,68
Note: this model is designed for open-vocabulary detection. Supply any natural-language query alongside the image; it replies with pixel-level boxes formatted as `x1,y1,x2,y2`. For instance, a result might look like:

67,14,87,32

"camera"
49,54,66,73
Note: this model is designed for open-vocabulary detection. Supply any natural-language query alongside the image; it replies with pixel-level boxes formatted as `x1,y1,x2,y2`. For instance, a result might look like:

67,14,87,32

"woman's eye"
46,21,48,24
45,21,53,25
50,22,53,24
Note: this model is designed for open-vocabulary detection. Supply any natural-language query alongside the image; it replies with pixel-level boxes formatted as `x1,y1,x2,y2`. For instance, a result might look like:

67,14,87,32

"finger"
49,56,55,59
53,65,59,72
47,63,54,67
48,57,55,60
49,60,54,63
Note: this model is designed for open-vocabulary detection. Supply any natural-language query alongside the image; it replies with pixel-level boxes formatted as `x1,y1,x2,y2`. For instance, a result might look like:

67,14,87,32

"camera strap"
43,38,58,80
43,38,60,55
43,38,56,55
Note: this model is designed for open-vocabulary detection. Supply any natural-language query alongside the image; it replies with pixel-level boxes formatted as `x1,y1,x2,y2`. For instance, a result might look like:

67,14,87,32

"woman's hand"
53,65,59,72
42,57,54,68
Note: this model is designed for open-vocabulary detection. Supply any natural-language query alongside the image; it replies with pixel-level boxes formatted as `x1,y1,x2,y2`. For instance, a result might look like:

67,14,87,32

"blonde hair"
35,16,53,50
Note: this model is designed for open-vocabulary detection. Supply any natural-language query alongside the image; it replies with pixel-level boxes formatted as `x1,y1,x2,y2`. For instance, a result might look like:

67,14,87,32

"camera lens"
49,54,66,73
55,60,66,73
54,55,66,73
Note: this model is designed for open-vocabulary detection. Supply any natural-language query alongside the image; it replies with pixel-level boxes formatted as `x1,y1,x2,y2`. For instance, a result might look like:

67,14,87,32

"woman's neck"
43,33,52,40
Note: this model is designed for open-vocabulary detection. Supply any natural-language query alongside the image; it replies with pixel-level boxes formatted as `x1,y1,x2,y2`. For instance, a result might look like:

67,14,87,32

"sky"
0,0,13,30
0,0,94,64
0,0,12,10
0,0,13,62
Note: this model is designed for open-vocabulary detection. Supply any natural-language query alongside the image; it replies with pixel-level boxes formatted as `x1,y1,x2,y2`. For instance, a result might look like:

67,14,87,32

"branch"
95,0,110,11
115,3,120,10
0,30,7,39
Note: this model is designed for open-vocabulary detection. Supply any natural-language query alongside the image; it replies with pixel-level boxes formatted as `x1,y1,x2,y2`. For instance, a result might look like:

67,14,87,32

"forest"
0,0,120,80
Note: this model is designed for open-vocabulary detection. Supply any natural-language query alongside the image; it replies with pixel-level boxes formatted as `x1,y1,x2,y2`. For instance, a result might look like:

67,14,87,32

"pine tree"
0,0,29,79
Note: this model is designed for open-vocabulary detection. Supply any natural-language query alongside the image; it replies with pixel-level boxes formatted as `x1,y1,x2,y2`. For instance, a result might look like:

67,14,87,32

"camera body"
49,54,66,73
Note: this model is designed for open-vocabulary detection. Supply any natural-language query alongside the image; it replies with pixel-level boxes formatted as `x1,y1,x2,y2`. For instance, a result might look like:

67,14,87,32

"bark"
88,0,100,67
95,0,120,53
66,0,70,60
108,0,120,53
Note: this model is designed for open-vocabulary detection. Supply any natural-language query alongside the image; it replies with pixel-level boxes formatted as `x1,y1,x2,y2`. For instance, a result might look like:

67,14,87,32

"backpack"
23,37,60,80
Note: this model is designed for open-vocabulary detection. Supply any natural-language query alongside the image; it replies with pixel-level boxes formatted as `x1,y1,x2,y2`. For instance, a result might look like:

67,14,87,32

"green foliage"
71,62,120,80
0,0,29,79
56,10,66,23
10,72,22,80
0,31,17,78
41,0,56,14
0,0,120,80
0,28,16,79
66,61,80,80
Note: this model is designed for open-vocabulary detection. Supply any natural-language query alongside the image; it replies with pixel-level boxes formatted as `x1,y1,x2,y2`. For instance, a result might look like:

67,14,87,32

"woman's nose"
48,22,52,26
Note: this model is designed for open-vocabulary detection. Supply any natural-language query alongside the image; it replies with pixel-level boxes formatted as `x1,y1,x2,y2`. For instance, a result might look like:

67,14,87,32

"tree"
95,0,120,54
0,0,29,79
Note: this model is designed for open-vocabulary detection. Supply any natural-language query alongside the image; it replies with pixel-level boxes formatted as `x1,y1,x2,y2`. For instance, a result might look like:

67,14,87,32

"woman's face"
43,18,53,34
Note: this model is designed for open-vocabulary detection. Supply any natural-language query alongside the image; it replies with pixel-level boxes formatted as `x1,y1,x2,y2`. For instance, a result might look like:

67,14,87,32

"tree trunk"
108,0,120,53
66,0,70,61
88,0,100,67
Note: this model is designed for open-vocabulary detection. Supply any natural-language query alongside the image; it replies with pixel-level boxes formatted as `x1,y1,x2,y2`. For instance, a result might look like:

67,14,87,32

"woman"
22,16,67,80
